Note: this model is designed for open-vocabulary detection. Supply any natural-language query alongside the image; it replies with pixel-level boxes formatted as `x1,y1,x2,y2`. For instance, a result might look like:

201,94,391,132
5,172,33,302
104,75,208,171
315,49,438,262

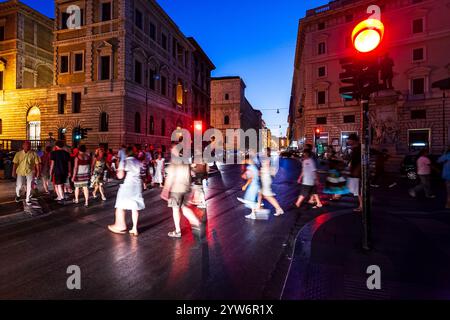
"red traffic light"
352,18,384,53
194,121,203,131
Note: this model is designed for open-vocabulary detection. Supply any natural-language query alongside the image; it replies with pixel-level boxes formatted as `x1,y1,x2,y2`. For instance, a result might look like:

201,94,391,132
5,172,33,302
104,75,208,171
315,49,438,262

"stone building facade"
0,0,214,153
210,76,263,149
0,0,53,146
288,0,450,161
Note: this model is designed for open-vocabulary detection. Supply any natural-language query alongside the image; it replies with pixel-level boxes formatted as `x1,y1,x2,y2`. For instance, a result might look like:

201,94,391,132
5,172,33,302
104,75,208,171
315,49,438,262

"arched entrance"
27,106,41,141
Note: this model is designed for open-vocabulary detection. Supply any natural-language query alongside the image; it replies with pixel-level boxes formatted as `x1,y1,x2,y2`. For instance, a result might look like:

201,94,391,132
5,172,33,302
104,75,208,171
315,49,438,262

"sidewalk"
282,198,450,299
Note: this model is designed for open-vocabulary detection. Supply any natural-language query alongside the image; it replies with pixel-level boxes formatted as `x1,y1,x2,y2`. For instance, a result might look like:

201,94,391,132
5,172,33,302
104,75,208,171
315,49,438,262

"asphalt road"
0,158,312,300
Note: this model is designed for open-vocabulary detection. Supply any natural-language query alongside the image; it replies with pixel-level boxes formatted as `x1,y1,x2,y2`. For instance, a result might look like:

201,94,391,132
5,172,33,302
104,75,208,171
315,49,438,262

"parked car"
400,154,441,180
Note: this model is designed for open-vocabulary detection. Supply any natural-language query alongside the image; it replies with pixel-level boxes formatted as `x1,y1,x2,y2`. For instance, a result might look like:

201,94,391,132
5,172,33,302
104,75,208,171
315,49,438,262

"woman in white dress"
153,153,165,187
108,147,145,236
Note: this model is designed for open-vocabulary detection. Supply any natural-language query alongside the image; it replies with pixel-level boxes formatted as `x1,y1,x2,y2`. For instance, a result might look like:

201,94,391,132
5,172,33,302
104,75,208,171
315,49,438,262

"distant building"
288,0,450,162
210,76,263,148
0,0,215,153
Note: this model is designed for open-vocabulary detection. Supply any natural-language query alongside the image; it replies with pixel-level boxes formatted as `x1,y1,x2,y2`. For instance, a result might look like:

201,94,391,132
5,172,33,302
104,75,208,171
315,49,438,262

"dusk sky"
17,0,330,137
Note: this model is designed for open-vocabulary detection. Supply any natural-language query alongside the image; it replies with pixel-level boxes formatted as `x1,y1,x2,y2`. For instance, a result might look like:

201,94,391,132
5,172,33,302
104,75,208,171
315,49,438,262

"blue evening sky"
15,0,329,137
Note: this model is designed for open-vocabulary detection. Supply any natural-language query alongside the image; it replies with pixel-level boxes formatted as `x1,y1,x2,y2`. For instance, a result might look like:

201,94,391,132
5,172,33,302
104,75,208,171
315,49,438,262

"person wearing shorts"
50,141,71,202
295,150,322,209
162,144,200,238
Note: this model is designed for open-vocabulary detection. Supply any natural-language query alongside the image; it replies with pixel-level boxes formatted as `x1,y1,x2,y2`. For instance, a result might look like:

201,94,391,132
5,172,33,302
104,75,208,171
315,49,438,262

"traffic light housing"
81,128,88,140
339,57,381,100
73,126,82,141
314,128,321,141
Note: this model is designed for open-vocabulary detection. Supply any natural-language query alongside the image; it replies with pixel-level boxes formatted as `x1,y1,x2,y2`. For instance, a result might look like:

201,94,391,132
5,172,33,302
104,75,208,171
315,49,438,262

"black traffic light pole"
361,95,371,251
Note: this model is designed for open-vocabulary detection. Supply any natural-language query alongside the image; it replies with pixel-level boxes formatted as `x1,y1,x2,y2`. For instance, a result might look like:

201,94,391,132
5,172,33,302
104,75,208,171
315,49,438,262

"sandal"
108,225,127,234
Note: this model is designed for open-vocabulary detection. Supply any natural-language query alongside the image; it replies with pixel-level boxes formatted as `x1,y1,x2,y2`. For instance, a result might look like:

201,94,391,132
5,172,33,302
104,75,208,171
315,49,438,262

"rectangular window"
413,48,424,61
134,60,142,84
61,11,70,30
161,33,167,50
150,22,156,40
343,115,355,123
413,18,423,34
316,117,327,125
317,91,326,105
72,92,81,113
318,22,325,30
408,129,430,151
412,78,425,95
318,42,326,55
411,109,426,119
60,55,69,73
101,2,112,22
0,26,4,41
318,66,326,77
74,52,83,72
58,93,66,114
0,71,3,90
135,9,143,29
149,69,156,90
161,76,167,96
100,55,111,80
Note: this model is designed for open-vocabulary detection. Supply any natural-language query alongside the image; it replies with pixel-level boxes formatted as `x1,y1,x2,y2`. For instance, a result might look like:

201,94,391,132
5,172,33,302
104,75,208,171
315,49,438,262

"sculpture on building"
380,53,394,90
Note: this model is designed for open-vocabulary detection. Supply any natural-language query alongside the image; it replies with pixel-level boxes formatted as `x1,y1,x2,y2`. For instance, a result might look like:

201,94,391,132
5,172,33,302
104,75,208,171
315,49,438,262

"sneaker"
15,196,21,203
25,201,32,206
245,213,257,220
274,209,285,217
389,182,398,188
409,190,416,198
168,231,182,238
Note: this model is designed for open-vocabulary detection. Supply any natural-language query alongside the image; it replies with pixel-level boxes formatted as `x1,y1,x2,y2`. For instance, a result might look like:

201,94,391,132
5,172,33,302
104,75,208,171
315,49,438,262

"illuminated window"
176,80,184,105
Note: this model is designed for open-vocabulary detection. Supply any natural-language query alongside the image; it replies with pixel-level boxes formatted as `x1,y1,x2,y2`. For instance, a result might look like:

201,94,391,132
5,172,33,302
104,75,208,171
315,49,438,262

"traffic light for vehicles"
194,121,203,132
339,57,380,100
81,128,88,140
352,17,384,53
73,126,82,141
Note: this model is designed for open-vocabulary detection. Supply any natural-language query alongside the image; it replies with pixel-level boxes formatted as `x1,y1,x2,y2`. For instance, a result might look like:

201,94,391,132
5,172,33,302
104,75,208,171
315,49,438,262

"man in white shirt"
295,150,323,208
409,149,435,198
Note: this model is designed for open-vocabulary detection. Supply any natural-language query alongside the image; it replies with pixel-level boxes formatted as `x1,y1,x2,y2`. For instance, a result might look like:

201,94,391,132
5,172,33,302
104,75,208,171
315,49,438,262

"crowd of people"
10,141,166,207
5,135,450,239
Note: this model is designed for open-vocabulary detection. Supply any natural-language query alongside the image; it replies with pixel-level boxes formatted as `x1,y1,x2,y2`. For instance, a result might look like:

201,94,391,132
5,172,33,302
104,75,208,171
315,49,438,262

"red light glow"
194,122,203,131
352,19,384,53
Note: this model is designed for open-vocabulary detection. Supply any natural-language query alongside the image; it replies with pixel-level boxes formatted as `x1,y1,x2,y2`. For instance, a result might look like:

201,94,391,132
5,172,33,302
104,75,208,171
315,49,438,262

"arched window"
135,112,141,133
161,119,165,136
99,112,109,132
176,80,184,105
224,115,230,125
149,116,155,135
